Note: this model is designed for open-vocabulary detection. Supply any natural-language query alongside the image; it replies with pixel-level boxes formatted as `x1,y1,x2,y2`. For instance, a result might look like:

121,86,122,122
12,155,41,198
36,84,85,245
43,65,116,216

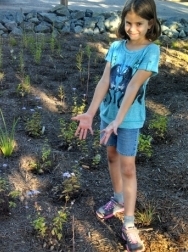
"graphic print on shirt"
104,63,145,108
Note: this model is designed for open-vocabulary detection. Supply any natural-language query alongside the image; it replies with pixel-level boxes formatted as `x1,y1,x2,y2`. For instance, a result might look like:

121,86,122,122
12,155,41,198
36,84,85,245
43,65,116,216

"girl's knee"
107,146,119,163
121,163,136,177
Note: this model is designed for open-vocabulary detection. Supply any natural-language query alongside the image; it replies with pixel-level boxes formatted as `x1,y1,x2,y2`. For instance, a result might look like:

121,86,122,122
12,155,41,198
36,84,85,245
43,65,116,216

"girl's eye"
137,23,142,26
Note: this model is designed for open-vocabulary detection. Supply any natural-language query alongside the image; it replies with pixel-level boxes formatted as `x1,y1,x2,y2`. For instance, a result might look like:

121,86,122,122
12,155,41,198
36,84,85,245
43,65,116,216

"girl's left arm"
115,69,152,125
100,69,152,144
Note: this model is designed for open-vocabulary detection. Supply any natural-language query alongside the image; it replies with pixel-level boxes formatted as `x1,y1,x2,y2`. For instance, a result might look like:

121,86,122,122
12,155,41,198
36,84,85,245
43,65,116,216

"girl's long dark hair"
117,0,161,41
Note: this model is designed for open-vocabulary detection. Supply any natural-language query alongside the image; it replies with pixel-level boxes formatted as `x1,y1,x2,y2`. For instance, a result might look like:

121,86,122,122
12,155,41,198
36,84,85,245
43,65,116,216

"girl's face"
124,11,153,42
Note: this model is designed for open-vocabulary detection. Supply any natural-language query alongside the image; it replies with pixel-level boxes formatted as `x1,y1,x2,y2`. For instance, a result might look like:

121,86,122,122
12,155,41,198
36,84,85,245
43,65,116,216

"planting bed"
0,33,188,252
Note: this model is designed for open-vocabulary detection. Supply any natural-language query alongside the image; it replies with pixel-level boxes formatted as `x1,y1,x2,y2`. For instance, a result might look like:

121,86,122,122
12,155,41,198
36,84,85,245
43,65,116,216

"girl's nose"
129,25,135,32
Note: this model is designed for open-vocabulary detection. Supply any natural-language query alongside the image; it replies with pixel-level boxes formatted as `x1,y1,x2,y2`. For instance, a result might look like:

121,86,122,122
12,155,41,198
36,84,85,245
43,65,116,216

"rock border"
0,4,188,43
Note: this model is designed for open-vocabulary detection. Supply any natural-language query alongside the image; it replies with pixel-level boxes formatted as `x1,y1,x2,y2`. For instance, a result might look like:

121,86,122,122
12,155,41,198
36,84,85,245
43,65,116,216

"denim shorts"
100,120,140,156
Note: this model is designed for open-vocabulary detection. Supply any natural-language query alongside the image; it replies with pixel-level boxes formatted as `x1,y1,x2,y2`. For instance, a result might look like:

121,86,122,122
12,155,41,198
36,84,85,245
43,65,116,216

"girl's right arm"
72,61,111,139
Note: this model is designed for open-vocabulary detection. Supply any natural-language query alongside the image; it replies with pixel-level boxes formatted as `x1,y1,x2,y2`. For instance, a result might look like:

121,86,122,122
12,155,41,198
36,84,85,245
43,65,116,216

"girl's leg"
120,155,144,251
107,146,122,194
120,155,137,217
96,146,124,219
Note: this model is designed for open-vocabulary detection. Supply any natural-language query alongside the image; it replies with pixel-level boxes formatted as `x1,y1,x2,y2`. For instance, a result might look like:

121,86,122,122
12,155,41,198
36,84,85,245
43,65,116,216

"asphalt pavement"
0,0,188,19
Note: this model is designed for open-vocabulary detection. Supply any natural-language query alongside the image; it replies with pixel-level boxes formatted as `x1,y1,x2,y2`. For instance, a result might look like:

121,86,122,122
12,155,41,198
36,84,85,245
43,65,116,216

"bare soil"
0,32,188,252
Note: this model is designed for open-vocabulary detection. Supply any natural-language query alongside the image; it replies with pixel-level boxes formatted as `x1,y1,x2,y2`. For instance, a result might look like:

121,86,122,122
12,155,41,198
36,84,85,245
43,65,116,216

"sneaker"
96,197,124,219
122,226,144,252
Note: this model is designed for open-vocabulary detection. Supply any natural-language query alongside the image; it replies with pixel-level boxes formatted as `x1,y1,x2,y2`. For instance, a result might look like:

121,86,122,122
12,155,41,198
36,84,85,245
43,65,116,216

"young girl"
72,0,161,251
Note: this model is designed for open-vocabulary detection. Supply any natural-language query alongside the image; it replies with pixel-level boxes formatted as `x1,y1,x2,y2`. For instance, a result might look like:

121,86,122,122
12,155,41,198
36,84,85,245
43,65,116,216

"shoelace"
104,200,115,210
124,228,139,244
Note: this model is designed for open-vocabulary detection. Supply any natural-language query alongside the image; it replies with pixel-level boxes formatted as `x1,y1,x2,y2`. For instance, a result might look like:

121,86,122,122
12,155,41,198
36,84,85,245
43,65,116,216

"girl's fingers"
83,129,88,139
89,127,93,135
79,128,83,139
75,126,80,136
71,116,79,121
100,132,110,145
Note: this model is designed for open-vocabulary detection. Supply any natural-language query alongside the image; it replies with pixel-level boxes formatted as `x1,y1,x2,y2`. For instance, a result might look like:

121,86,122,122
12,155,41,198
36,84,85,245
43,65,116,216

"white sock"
124,216,135,228
113,192,124,205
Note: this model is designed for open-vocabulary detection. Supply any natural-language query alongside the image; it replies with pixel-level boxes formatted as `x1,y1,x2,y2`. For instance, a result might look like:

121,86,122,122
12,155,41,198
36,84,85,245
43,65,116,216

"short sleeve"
105,41,122,63
138,44,160,76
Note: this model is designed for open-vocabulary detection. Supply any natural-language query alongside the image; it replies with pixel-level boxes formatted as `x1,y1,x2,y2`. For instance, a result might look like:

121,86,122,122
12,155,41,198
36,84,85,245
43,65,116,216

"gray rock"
71,11,85,20
104,14,120,32
158,35,172,45
161,25,169,33
0,23,7,32
61,21,71,33
179,30,186,38
165,29,179,39
29,17,40,24
34,22,52,33
10,27,23,36
16,11,24,24
53,16,69,29
83,27,94,35
4,21,17,31
84,17,98,29
85,9,93,18
74,25,83,33
39,13,57,24
21,21,35,32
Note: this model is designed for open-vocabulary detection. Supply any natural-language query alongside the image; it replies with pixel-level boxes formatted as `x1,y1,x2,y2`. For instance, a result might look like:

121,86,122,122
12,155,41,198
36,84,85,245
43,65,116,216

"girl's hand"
71,113,93,140
100,120,119,145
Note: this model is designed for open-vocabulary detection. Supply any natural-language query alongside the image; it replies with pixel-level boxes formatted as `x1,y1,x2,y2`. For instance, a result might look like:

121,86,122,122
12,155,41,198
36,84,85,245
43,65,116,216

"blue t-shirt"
100,40,160,129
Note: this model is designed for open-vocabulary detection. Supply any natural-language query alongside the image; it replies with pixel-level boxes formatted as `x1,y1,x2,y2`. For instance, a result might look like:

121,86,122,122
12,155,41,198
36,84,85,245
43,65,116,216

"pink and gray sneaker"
122,226,145,252
96,197,124,219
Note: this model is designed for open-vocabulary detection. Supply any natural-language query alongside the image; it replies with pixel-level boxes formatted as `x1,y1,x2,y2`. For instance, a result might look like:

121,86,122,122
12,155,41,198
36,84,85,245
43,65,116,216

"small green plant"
72,94,86,115
16,75,31,97
0,109,18,157
149,114,168,138
92,153,101,166
136,202,156,226
34,44,42,64
32,208,68,246
23,34,35,52
28,141,52,174
28,159,41,173
57,40,62,56
0,39,2,70
9,36,17,47
25,111,43,137
32,214,47,238
52,169,81,202
76,44,84,80
78,139,88,156
58,85,65,102
33,35,45,64
41,141,52,170
51,210,67,240
50,34,56,54
8,190,21,208
92,130,101,151
0,72,4,84
138,134,153,158
59,119,78,147
85,44,92,98
0,178,8,192
19,50,24,74
0,178,21,212
61,173,81,201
